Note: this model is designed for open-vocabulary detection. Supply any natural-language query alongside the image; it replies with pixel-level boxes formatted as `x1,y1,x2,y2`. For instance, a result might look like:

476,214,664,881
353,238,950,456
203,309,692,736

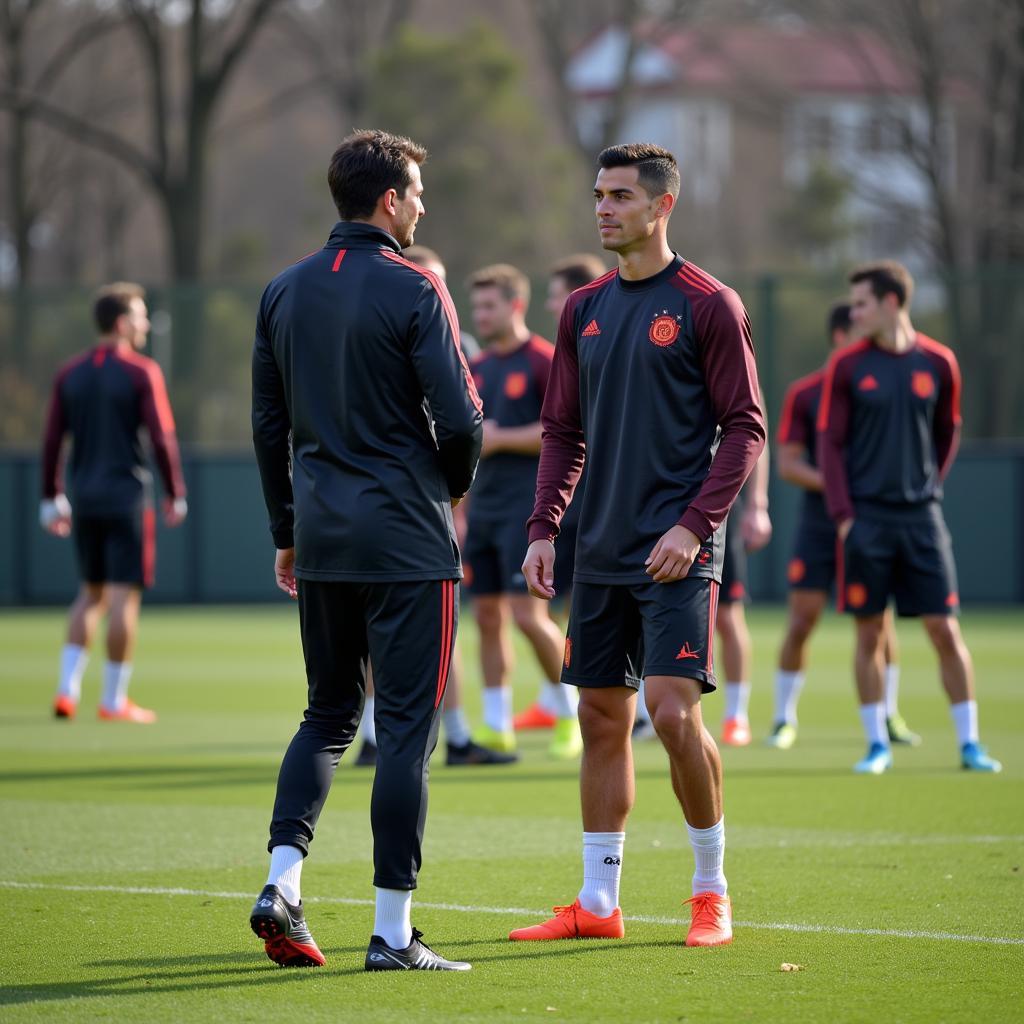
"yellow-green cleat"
472,723,517,754
548,717,583,760
765,721,797,750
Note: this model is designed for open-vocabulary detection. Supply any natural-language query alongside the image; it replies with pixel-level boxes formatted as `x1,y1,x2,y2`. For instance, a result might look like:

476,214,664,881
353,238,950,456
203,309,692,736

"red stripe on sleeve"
680,262,725,292
677,266,715,295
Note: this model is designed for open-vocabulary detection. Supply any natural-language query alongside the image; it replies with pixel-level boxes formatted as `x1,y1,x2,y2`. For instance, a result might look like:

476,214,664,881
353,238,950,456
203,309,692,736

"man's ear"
656,192,676,219
381,187,399,215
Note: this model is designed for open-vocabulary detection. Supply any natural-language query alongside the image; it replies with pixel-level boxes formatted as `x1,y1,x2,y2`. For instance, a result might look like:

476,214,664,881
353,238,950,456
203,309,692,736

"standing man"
250,129,482,972
465,264,582,761
40,282,187,723
513,143,765,947
818,260,1001,774
768,301,915,748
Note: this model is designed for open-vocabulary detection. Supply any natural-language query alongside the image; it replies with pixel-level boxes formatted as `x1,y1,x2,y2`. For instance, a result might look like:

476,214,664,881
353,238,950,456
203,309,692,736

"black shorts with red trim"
72,507,156,588
464,512,530,596
787,518,837,593
839,503,959,618
719,514,748,604
561,577,719,694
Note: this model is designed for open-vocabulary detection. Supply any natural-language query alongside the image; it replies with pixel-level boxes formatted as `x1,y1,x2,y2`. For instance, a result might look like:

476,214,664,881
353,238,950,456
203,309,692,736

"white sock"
950,700,978,746
774,670,804,726
267,844,304,906
373,887,413,949
859,702,888,746
723,681,751,723
538,681,560,713
548,682,578,719
443,707,471,747
57,644,88,701
101,661,133,711
884,664,901,717
635,679,651,723
687,817,727,896
578,831,624,917
483,686,512,732
360,697,377,745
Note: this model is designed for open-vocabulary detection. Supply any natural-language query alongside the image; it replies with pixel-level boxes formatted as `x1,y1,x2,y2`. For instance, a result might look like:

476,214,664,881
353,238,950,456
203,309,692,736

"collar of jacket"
325,221,401,252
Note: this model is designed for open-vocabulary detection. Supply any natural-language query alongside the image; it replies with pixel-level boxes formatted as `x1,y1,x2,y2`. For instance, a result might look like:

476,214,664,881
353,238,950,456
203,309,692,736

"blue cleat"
961,742,1002,773
854,742,893,775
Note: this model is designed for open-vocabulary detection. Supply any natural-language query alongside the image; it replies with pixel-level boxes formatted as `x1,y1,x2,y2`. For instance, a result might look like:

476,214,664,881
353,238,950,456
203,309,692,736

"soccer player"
513,253,607,734
250,129,483,972
818,260,1001,774
768,301,916,749
352,245,513,769
513,143,765,947
464,264,582,760
40,282,187,724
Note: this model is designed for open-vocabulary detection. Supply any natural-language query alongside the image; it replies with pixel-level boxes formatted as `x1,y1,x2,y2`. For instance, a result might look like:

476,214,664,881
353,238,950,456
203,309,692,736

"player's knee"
923,616,960,655
474,600,504,634
510,601,540,634
577,695,630,745
855,618,885,653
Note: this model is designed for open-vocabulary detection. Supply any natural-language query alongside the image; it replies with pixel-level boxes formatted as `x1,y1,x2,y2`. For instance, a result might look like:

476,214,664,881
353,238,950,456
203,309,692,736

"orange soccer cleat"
720,717,751,746
684,892,733,947
509,899,624,941
513,702,557,731
97,699,157,724
53,695,77,719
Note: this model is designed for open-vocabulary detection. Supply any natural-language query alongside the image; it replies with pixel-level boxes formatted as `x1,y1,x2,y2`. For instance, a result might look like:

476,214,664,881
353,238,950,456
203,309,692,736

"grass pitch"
1,605,1021,1023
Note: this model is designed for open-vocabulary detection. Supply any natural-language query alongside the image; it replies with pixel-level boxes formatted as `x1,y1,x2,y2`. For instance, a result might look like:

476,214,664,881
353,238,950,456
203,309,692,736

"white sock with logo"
723,681,751,723
57,644,88,701
950,700,979,745
578,832,624,917
267,844,304,906
483,686,512,732
101,661,133,712
859,702,889,746
774,670,804,726
687,818,727,896
884,664,901,717
373,887,413,950
360,697,377,745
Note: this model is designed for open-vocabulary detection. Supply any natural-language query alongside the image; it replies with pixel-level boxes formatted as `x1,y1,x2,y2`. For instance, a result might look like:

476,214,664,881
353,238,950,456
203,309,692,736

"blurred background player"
464,263,582,760
513,253,607,735
818,260,1001,774
352,245,511,768
40,282,187,724
769,301,916,749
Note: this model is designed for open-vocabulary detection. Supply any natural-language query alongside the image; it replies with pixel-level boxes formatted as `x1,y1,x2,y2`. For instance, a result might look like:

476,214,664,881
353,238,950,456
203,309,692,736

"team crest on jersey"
911,371,935,399
505,372,528,399
649,311,683,347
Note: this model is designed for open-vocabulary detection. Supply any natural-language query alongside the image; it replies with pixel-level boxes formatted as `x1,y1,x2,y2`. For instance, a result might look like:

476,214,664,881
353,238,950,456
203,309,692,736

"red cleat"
513,702,557,731
720,717,751,746
684,892,733,947
97,699,157,724
53,695,77,719
509,899,624,941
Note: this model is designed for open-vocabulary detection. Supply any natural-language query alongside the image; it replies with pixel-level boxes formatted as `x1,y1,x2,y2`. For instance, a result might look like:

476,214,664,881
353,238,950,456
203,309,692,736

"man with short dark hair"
512,143,765,947
768,301,914,749
250,129,483,972
41,282,187,724
818,259,1000,774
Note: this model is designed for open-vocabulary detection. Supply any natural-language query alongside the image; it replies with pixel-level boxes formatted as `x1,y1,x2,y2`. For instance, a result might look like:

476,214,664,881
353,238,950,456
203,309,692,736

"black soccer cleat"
364,927,471,971
446,739,518,766
249,884,325,967
354,740,378,767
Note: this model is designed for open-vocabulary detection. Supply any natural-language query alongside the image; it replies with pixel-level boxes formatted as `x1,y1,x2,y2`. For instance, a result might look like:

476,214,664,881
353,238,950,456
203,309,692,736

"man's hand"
162,496,188,527
481,419,503,457
39,495,72,537
838,518,854,542
741,503,772,552
275,547,298,600
522,539,556,599
645,525,701,583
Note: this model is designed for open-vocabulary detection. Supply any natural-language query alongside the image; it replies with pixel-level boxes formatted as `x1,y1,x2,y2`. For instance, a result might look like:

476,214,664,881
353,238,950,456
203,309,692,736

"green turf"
1,605,1021,1022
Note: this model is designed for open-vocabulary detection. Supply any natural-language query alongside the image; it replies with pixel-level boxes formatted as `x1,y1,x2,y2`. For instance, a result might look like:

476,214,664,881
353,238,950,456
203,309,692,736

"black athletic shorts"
464,512,530,596
840,505,959,617
562,577,720,694
73,508,155,588
787,518,838,593
719,513,748,604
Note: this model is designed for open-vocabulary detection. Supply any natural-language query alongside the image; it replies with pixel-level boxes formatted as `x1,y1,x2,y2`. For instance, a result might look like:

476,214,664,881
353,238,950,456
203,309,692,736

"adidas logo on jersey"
858,374,879,391
582,320,601,337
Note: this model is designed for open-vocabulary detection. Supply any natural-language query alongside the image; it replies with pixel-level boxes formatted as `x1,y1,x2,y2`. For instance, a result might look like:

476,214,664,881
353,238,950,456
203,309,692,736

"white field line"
2,880,1022,947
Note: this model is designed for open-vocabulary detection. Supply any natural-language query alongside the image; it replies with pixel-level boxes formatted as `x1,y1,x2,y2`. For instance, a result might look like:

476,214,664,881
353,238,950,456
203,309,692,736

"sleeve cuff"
527,519,558,544
678,507,713,542
271,527,295,549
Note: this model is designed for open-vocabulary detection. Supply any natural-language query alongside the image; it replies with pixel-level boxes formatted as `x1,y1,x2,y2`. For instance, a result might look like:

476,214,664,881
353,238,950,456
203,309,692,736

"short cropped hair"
467,263,530,306
549,254,607,292
403,245,443,268
828,301,853,338
327,129,427,221
597,142,681,200
94,282,145,333
849,260,914,309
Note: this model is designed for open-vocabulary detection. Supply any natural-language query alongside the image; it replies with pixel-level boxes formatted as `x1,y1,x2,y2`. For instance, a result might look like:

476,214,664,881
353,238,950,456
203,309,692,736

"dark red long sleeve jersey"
41,344,186,514
817,333,961,523
527,255,766,584
777,368,831,529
